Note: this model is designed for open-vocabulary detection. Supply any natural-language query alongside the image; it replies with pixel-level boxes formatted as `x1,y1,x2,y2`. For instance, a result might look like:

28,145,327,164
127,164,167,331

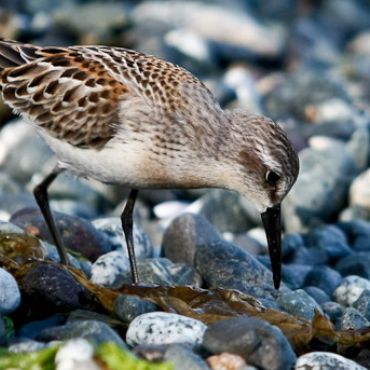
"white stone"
333,275,370,306
0,268,21,314
350,169,370,209
55,339,99,370
126,312,207,347
295,351,366,370
90,251,130,288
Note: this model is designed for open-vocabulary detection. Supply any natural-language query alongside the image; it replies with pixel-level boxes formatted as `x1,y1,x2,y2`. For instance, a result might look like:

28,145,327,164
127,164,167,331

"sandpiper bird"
0,39,299,289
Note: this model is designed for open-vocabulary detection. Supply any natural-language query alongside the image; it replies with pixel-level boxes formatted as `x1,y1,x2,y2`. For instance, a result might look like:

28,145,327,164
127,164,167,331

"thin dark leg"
33,167,70,265
121,189,139,284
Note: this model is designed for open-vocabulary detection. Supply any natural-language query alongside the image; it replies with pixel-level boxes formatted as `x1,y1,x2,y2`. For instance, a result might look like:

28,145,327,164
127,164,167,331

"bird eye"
265,170,280,185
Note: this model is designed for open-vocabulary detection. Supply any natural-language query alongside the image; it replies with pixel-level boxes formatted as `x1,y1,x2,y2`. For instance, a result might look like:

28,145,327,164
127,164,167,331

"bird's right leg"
33,166,70,265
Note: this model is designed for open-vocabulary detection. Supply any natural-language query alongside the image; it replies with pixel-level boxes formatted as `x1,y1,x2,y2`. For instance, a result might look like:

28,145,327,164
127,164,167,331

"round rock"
126,312,207,347
0,267,21,314
295,351,367,370
202,316,296,370
333,275,370,306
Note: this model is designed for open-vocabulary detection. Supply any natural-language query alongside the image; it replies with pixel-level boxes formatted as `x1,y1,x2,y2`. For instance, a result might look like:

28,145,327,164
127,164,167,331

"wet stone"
10,207,111,261
337,220,370,252
202,316,296,370
295,351,367,370
38,319,127,348
303,265,342,296
340,307,370,330
92,217,152,261
288,246,329,266
322,302,344,329
114,295,157,323
335,252,370,279
20,262,98,317
193,190,260,233
90,251,130,288
162,213,221,267
121,258,199,287
277,289,322,320
164,344,209,370
282,140,358,233
333,275,370,306
126,312,207,347
281,264,312,290
281,233,305,260
353,289,370,321
0,267,21,315
194,238,279,299
306,225,351,260
304,286,330,305
17,314,65,340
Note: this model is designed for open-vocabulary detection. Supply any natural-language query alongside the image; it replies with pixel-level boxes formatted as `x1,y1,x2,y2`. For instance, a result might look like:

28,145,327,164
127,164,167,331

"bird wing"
0,40,132,149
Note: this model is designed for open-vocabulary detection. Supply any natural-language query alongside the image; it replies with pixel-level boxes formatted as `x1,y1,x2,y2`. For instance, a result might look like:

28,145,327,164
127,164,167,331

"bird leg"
121,189,139,284
33,166,70,265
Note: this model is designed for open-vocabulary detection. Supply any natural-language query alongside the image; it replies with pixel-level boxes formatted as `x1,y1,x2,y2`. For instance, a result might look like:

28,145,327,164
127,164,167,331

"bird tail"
0,39,40,71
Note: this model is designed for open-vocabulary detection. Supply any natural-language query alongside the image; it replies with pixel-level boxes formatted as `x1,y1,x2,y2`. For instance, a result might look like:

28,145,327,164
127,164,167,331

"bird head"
223,111,299,288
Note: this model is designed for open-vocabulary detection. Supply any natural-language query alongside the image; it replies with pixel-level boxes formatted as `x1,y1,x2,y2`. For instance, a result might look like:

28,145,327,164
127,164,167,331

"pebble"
277,289,322,320
304,286,330,305
121,258,199,287
195,238,278,299
295,351,367,370
11,207,111,261
8,339,48,354
126,312,207,347
349,169,370,216
0,267,21,315
55,338,99,370
303,265,343,296
164,344,209,370
114,295,157,323
337,220,370,252
332,275,370,306
38,320,127,348
353,289,370,320
281,264,312,290
282,139,358,233
202,316,296,370
322,302,344,329
207,353,256,370
90,251,130,288
340,307,370,330
92,217,153,260
21,262,98,317
335,252,370,279
162,212,221,266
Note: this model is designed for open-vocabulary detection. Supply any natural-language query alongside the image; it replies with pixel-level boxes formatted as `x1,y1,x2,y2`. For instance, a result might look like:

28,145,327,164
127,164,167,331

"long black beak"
261,203,282,289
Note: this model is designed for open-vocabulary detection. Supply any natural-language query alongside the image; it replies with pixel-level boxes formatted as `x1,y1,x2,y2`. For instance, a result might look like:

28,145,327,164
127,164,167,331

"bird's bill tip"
261,203,282,289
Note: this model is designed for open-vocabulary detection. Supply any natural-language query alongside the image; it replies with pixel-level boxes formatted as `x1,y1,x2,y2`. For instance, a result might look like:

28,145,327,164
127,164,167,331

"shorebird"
0,39,299,289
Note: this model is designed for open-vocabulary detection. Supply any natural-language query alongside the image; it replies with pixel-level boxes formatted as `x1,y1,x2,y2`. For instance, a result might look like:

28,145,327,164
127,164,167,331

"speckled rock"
20,262,98,317
202,316,296,370
0,267,21,314
322,301,344,329
195,238,279,299
333,275,370,306
340,307,370,330
92,217,152,260
121,258,199,286
11,207,110,261
277,289,322,320
38,320,127,348
126,312,207,347
8,339,47,354
295,351,367,370
162,213,221,266
114,295,157,322
353,289,370,321
90,251,130,288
